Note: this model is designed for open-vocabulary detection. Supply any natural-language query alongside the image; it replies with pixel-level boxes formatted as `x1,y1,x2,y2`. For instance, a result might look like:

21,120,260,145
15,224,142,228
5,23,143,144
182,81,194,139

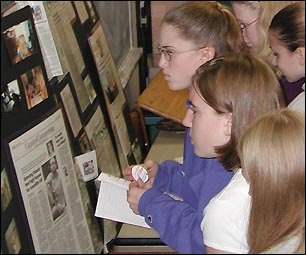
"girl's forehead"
160,24,179,39
232,3,260,19
160,24,188,42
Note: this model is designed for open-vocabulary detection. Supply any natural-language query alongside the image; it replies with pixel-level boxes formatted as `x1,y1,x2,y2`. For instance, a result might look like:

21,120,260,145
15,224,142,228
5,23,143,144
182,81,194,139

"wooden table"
137,70,189,124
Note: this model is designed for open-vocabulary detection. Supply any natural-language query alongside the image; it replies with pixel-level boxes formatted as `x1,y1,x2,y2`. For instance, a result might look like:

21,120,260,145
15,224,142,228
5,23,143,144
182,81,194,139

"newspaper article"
44,1,91,113
8,109,97,254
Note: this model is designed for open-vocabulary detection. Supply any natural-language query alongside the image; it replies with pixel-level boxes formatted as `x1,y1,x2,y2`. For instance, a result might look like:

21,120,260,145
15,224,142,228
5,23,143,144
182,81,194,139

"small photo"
1,168,13,211
5,219,21,254
21,66,48,109
46,140,54,156
83,160,94,175
1,79,22,113
74,150,98,182
3,20,36,65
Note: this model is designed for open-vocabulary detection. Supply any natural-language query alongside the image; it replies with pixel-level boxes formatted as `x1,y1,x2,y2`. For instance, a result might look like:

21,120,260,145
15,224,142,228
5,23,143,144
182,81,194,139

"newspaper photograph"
8,108,96,254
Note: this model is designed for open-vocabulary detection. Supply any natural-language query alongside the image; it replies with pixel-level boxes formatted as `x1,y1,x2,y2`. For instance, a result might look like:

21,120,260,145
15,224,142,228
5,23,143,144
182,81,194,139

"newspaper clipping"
8,109,98,254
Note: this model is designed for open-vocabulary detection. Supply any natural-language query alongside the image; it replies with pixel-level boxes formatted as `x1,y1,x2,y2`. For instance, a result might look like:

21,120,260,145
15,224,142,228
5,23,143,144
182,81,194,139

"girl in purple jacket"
127,2,246,253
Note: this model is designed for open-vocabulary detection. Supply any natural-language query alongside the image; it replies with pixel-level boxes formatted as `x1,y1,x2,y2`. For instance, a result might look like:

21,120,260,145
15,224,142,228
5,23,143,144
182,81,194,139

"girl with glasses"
126,2,246,253
231,1,305,105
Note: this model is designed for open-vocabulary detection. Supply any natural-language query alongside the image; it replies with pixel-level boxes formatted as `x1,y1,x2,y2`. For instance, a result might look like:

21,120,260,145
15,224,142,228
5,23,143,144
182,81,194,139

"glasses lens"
165,51,171,61
157,45,171,61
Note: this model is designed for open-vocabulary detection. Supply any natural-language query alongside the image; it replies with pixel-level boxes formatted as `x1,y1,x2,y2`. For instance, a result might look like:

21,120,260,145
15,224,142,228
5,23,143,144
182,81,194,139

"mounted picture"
1,79,22,113
3,19,36,65
21,65,48,109
1,168,13,211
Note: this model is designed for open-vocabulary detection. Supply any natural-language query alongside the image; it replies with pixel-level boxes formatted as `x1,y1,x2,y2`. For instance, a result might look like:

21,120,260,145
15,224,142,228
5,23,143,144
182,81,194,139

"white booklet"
95,172,150,228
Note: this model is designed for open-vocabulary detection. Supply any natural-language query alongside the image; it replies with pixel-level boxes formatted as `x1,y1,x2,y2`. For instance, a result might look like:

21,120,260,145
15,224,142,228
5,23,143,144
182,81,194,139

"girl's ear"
199,46,215,65
224,112,232,136
295,47,305,65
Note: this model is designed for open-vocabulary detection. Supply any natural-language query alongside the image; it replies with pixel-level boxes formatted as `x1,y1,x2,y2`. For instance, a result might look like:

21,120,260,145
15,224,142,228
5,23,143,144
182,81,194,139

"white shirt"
201,169,250,254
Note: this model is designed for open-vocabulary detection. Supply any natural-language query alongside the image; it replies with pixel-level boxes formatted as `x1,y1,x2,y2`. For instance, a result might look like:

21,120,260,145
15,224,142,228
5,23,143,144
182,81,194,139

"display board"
1,2,144,253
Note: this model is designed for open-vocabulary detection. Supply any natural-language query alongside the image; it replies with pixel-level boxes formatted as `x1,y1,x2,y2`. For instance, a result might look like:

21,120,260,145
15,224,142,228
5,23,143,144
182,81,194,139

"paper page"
95,173,150,228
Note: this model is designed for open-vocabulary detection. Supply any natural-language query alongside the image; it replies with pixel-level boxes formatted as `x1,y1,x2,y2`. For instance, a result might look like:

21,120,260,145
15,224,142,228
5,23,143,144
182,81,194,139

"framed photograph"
1,168,13,211
1,79,22,113
2,19,36,65
5,218,21,254
21,65,48,109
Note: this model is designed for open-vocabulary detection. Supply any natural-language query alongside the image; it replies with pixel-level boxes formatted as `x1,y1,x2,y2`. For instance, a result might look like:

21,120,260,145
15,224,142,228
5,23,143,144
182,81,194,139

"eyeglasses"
157,44,205,62
239,18,258,30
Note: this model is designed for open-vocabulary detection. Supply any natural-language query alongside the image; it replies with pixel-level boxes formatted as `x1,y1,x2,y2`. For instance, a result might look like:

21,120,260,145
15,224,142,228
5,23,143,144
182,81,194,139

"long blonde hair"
238,109,305,253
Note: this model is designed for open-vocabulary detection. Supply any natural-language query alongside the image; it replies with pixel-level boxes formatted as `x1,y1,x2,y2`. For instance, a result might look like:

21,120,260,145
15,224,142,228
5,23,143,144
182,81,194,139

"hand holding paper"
95,173,150,228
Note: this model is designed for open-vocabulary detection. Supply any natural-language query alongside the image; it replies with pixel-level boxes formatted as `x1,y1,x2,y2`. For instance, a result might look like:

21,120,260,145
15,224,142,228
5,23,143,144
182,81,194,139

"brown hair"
162,1,246,56
270,1,305,52
238,109,305,253
192,52,285,170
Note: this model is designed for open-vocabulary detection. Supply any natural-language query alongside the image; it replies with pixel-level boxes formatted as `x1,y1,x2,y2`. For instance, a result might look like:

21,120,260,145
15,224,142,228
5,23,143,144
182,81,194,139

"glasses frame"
157,44,206,62
240,18,258,30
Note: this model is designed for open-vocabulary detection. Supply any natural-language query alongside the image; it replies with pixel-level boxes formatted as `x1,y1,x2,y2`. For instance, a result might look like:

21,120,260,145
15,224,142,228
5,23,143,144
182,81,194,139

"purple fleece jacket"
138,128,233,254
